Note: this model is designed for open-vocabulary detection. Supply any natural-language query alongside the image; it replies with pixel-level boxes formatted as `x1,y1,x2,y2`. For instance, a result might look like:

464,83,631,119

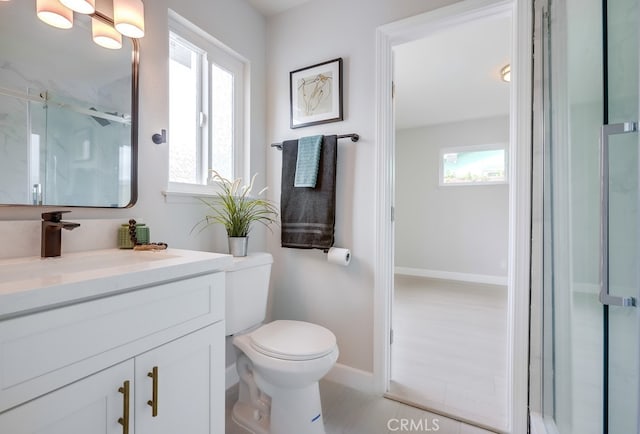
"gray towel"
281,135,337,250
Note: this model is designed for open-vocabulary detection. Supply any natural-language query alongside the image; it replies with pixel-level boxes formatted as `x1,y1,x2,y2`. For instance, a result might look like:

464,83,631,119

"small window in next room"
168,11,245,192
439,145,507,186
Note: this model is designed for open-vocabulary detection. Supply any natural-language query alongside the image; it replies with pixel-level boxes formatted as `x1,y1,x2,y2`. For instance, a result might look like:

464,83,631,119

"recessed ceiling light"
501,64,511,83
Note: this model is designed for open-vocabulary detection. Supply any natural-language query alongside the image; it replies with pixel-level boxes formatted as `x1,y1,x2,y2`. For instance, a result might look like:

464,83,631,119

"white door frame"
373,1,533,432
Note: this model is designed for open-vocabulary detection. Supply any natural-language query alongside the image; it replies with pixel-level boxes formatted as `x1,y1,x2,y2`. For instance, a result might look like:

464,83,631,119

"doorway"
387,9,511,432
374,1,533,433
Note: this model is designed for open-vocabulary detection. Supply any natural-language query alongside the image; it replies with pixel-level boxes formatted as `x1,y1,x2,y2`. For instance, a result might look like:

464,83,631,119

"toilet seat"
249,320,337,361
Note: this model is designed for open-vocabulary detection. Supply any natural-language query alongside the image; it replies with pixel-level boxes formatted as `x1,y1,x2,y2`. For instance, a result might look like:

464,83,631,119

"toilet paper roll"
327,247,351,266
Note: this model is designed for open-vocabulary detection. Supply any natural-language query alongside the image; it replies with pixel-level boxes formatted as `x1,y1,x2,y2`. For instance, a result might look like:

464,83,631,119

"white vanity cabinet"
0,323,223,434
0,249,231,434
135,322,224,434
0,359,134,434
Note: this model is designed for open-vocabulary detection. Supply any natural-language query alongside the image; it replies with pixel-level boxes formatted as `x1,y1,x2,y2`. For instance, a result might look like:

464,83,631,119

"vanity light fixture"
92,17,122,49
35,0,145,49
37,0,74,29
501,64,511,83
60,0,95,14
113,0,145,39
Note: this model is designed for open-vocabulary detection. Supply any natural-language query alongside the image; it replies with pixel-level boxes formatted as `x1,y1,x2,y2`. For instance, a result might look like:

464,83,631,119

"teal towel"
294,135,323,187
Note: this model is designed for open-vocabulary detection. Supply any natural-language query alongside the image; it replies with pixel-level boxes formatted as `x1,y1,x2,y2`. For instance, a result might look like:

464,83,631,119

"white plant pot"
228,236,248,257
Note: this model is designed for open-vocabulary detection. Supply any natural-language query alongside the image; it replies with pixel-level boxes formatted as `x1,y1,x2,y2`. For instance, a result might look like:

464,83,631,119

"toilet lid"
249,320,337,361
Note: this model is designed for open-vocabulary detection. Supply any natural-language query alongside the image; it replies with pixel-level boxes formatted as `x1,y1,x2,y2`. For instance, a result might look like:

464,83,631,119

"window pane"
211,63,233,180
169,35,200,184
442,148,506,185
168,14,245,190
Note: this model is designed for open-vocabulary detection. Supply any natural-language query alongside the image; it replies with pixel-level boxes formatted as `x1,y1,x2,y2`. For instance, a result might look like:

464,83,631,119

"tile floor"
225,380,496,434
388,276,508,431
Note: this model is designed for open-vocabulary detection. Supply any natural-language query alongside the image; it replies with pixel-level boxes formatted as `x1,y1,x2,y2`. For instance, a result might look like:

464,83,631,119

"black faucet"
41,211,81,258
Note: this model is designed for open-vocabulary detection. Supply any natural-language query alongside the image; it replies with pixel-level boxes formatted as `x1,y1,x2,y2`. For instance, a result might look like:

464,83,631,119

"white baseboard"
395,267,508,286
226,360,375,395
324,363,375,394
226,363,239,390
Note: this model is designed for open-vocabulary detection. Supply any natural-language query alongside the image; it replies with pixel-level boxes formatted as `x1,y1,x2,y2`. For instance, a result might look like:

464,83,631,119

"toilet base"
233,382,326,434
232,400,270,434
262,381,326,434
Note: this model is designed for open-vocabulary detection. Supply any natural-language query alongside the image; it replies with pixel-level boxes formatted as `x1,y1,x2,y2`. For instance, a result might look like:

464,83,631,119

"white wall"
0,0,267,258
395,116,509,278
264,0,463,374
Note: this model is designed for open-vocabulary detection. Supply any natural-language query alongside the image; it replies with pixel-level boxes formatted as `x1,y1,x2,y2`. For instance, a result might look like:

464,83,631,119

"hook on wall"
152,129,166,145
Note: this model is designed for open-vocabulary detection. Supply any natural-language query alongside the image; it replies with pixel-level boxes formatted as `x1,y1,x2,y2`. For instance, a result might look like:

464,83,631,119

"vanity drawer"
0,272,224,412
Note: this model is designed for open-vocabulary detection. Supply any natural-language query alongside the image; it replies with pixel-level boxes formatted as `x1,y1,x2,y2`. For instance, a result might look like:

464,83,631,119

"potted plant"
194,171,278,256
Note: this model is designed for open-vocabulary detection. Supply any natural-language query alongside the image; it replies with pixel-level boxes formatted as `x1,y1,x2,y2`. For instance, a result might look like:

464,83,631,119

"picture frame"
290,57,343,129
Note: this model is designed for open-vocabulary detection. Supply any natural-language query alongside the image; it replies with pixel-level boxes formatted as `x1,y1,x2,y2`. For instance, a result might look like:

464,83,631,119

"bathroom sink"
0,248,232,319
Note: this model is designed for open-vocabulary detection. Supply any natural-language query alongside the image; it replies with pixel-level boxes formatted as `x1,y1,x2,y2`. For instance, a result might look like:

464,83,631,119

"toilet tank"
225,252,273,335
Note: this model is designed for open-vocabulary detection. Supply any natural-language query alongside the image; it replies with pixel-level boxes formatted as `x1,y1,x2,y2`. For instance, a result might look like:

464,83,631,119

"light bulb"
92,17,122,50
60,0,95,14
37,0,74,29
113,0,145,38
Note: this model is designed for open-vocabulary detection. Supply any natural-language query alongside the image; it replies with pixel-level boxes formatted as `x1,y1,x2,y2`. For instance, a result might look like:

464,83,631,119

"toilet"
225,252,339,434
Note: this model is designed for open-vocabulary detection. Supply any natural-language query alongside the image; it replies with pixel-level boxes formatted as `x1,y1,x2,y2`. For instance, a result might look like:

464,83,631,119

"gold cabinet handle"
147,366,159,417
117,380,130,434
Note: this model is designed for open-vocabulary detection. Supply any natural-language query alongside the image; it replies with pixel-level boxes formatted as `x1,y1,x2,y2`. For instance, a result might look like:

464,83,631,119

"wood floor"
389,275,508,431
225,380,496,434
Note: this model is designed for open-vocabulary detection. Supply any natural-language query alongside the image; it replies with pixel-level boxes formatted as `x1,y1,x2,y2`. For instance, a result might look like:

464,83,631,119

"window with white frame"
168,12,244,190
439,145,507,186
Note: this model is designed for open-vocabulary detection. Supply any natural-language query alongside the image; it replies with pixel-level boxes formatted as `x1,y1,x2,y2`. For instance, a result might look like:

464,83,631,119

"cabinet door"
0,359,134,434
135,322,224,434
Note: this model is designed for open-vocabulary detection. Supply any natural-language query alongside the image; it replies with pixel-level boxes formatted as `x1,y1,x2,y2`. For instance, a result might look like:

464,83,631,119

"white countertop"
0,248,232,320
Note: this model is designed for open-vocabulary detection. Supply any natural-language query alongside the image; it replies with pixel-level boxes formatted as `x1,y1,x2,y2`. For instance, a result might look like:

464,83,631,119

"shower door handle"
599,122,638,307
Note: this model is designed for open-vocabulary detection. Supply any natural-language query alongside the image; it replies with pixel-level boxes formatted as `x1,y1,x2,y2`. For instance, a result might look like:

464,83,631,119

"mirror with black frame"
0,1,138,207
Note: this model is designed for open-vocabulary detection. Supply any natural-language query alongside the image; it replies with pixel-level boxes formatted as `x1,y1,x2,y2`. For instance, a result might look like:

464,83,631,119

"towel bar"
271,133,359,150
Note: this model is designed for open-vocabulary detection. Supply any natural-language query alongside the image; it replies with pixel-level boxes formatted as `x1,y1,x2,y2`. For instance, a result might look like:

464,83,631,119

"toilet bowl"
225,253,339,434
233,320,339,434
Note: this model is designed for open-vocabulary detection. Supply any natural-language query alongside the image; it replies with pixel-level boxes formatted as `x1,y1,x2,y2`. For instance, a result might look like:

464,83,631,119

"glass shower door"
602,126,640,434
601,0,640,431
540,0,640,432
541,0,605,431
